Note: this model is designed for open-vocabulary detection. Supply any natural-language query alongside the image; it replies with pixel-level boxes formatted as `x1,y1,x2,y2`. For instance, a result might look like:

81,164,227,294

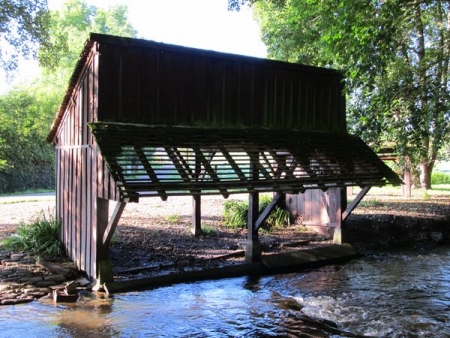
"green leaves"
223,195,290,230
0,0,50,73
0,87,56,193
253,0,450,188
39,0,136,76
1,210,63,256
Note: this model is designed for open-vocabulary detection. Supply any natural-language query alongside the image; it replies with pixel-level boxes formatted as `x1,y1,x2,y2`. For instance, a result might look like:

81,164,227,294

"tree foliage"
0,0,136,193
39,0,136,94
0,0,50,75
243,0,450,189
0,88,56,193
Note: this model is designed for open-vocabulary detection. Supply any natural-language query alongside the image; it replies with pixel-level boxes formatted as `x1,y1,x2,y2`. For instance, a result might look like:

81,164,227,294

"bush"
223,195,291,230
223,200,248,228
0,211,63,256
431,172,450,185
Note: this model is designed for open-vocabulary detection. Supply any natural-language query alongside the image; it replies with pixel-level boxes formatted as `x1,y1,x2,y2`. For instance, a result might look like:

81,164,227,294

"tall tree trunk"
420,163,432,190
413,1,431,190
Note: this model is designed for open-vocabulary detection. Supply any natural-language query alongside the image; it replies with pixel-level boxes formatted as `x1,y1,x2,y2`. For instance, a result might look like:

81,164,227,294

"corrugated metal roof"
89,122,402,200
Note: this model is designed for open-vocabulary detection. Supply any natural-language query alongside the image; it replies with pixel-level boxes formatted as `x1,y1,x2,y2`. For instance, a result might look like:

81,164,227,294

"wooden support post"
192,195,202,236
96,199,126,284
245,152,261,263
334,186,371,244
341,186,371,222
255,192,283,231
96,198,113,284
246,191,261,262
103,201,127,246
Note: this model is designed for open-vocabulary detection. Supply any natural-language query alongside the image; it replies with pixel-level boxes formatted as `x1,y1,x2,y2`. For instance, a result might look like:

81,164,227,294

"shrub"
258,195,291,229
223,195,290,230
223,200,248,228
201,225,217,236
0,211,63,256
166,214,181,224
431,172,450,185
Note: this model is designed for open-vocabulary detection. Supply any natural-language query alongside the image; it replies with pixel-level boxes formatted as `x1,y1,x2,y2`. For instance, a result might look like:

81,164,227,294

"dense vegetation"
223,194,291,230
1,1,449,193
0,211,63,256
230,0,450,189
0,0,136,194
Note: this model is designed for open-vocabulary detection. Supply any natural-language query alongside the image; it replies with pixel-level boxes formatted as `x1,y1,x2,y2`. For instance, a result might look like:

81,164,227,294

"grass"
356,199,386,208
166,214,181,224
0,190,55,204
223,194,290,230
0,189,54,197
351,184,450,198
201,225,217,236
223,199,248,228
0,211,63,256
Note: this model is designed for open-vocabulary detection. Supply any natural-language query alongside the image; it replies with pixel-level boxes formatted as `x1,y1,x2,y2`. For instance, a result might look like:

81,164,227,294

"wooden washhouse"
47,33,401,282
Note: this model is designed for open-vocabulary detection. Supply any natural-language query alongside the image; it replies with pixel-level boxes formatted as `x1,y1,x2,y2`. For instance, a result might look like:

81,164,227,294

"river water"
1,246,449,337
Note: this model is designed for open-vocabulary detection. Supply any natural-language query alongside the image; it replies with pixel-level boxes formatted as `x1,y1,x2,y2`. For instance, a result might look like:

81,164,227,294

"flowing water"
1,247,449,337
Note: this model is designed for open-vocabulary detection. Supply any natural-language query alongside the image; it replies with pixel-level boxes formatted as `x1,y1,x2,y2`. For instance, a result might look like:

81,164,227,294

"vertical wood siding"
285,188,341,228
97,44,346,132
52,35,347,278
54,49,118,277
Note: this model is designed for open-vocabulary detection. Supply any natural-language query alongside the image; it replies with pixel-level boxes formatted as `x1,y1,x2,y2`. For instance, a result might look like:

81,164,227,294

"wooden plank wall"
54,50,117,278
285,188,341,228
97,44,346,133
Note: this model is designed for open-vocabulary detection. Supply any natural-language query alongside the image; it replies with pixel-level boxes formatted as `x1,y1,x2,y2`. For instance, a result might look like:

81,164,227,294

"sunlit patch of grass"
223,195,290,230
223,200,248,228
0,199,43,205
354,199,386,208
166,214,181,224
0,211,63,256
0,189,54,197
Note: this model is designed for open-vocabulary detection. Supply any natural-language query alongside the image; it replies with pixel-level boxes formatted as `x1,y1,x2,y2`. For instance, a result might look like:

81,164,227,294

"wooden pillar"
191,195,202,236
245,152,261,262
334,186,371,244
96,198,126,284
246,192,261,262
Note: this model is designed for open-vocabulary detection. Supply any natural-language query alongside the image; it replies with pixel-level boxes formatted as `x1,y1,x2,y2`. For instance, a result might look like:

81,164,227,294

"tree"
0,88,56,193
0,0,50,75
0,0,136,193
236,0,450,189
39,0,136,95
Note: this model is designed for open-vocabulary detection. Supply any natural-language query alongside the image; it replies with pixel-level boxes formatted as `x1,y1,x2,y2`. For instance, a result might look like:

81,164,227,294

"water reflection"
0,246,449,337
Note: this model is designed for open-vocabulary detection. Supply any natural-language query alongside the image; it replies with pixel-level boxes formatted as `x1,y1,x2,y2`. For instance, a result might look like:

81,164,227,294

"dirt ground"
1,190,449,280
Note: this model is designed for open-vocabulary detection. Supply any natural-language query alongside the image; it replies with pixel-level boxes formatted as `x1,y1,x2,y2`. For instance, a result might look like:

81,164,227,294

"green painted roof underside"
89,122,402,200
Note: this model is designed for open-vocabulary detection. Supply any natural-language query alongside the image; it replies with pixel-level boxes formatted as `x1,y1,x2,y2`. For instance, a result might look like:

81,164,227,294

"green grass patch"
0,189,54,197
0,211,63,256
355,199,386,208
223,195,290,230
166,214,181,224
223,199,249,228
201,225,217,236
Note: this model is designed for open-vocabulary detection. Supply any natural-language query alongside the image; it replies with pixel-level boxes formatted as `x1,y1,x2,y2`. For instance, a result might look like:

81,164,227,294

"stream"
0,246,449,337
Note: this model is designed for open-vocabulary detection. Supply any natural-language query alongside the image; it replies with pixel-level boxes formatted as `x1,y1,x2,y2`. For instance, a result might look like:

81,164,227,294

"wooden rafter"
89,123,402,200
193,147,229,198
134,145,167,200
